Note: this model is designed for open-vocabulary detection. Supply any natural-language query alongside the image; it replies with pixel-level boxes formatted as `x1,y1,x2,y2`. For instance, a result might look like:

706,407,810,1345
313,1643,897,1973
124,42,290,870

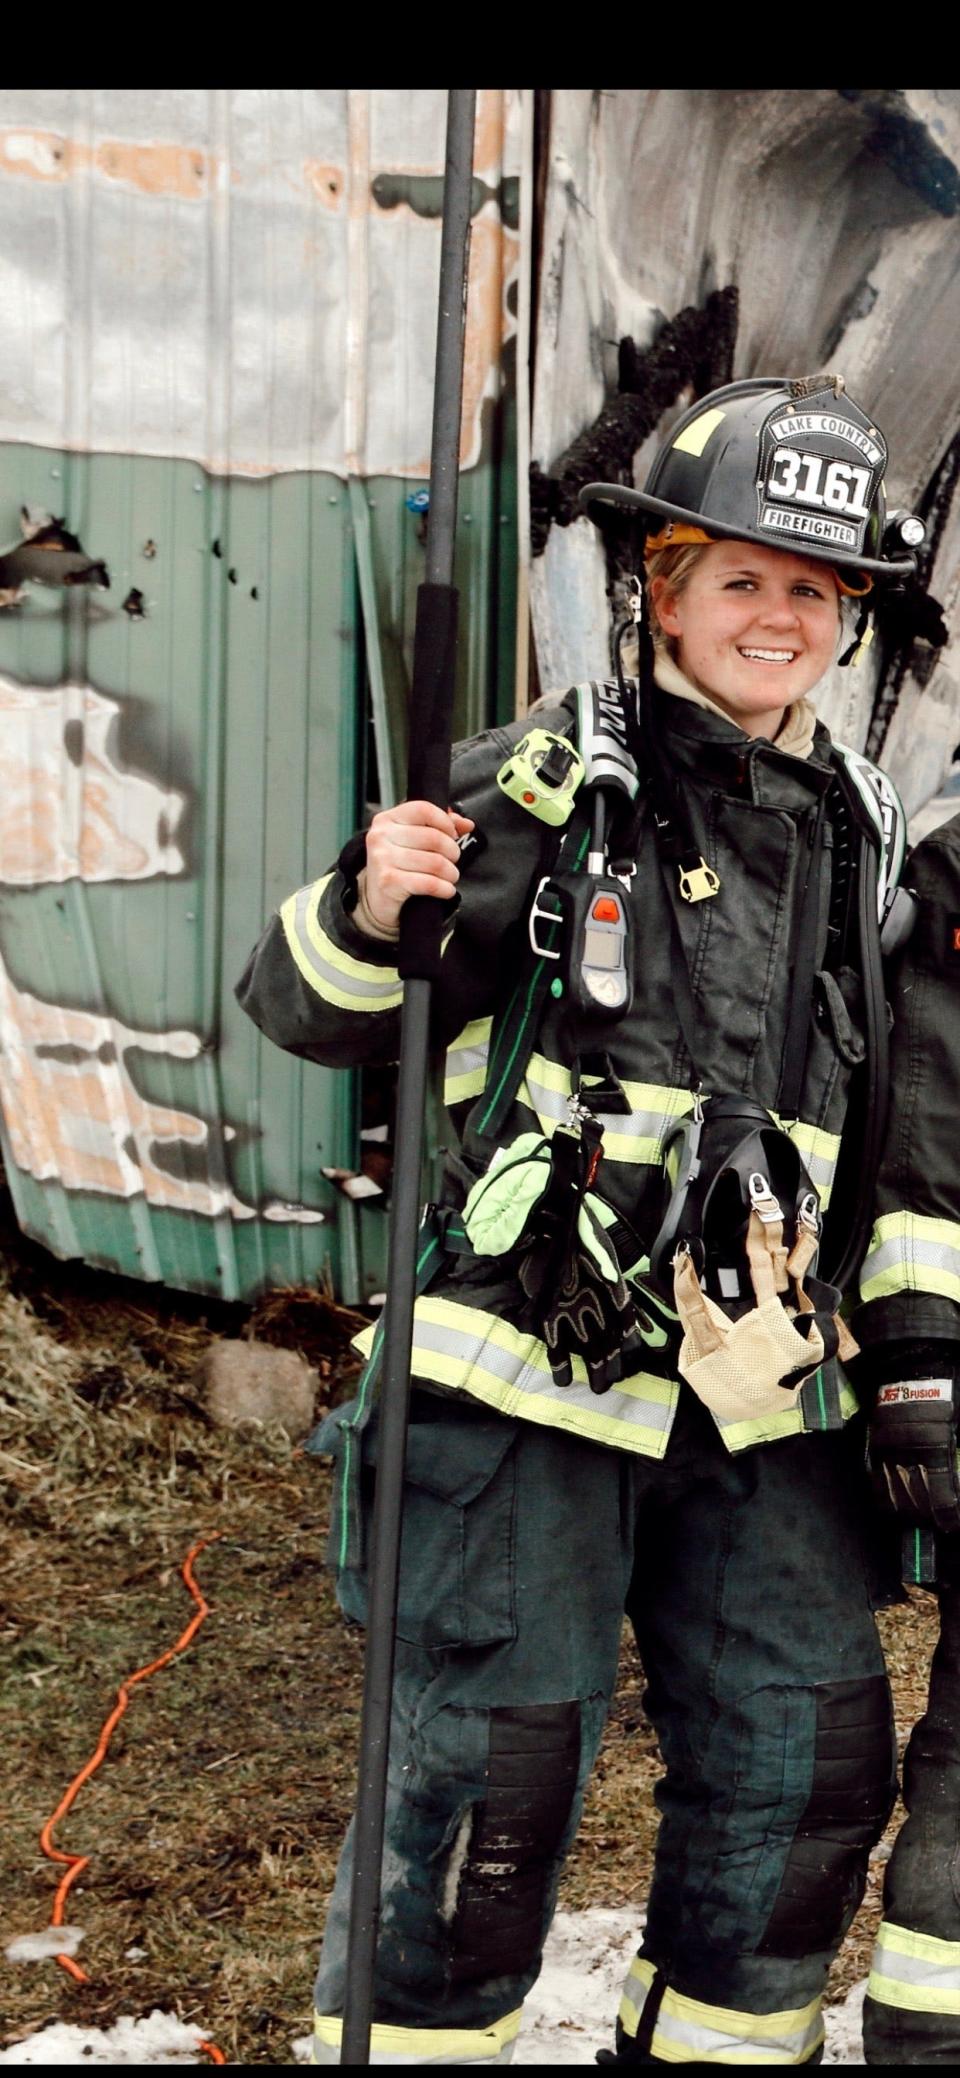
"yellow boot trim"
619,1956,824,2063
867,1918,960,2015
312,2007,522,2064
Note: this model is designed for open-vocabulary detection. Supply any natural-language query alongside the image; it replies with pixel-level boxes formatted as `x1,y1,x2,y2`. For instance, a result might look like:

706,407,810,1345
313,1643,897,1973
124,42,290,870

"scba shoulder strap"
831,741,908,933
819,742,907,1292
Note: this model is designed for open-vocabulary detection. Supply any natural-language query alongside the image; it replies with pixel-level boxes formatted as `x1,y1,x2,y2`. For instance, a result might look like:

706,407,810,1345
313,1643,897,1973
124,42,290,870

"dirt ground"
0,1198,940,2066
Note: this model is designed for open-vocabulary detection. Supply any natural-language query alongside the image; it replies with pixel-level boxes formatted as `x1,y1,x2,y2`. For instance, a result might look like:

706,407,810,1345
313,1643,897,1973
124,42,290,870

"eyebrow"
721,563,828,583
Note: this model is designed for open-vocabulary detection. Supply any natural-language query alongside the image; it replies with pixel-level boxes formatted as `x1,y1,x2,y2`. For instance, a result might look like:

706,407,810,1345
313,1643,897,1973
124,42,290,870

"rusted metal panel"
0,92,521,1296
0,89,519,480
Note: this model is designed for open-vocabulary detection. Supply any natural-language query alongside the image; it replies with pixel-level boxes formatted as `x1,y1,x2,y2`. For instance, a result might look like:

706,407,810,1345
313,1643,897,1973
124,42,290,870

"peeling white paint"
0,950,325,1224
0,676,185,885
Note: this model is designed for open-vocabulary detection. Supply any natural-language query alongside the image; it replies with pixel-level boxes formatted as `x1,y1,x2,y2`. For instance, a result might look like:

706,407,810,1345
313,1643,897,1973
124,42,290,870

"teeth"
739,648,796,662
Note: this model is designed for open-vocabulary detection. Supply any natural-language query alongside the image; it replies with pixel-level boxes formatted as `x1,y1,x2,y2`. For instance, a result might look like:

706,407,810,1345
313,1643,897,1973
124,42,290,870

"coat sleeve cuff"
279,873,403,1010
852,1292,960,1351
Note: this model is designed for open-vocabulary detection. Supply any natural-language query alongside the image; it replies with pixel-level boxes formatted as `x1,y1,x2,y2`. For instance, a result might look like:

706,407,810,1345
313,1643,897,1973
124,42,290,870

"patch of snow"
822,1980,867,2066
5,1926,85,1963
515,1907,638,2064
0,2013,208,2065
515,1909,866,2066
0,1912,869,2064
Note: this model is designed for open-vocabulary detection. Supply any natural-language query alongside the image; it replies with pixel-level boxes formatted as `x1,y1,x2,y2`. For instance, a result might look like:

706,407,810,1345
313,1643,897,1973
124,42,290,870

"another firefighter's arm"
854,816,960,1530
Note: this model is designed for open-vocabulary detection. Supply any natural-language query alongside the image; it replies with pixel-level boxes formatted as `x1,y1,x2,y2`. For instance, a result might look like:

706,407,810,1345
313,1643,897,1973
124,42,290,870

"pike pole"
340,88,477,2066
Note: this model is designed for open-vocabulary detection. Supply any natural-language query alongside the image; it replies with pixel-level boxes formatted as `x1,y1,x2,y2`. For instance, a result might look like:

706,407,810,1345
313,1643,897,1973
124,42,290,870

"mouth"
737,647,798,664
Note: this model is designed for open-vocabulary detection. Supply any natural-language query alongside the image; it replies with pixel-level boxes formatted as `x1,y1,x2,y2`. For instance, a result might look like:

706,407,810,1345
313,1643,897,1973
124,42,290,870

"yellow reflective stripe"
281,876,403,1013
879,1922,960,1965
777,1120,840,1212
713,1377,858,1455
445,1017,495,1105
867,1971,960,2017
522,1060,694,1166
312,2008,522,2063
777,1117,840,1166
443,1036,838,1193
860,1211,960,1306
867,1919,960,2015
619,1954,657,2034
619,1958,823,2063
353,1296,679,1457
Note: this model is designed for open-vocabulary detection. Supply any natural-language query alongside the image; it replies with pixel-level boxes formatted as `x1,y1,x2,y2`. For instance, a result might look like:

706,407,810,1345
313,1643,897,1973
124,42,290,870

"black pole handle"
340,88,477,2066
398,580,459,980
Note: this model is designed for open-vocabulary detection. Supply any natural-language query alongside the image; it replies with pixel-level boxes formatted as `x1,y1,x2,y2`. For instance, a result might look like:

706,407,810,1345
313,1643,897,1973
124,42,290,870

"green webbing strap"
471,815,591,1149
799,1363,845,1432
902,1526,938,1587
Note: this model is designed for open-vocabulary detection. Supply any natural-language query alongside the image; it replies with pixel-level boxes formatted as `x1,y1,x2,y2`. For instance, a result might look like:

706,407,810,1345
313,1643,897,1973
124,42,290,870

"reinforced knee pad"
758,1675,896,1956
449,1702,581,1985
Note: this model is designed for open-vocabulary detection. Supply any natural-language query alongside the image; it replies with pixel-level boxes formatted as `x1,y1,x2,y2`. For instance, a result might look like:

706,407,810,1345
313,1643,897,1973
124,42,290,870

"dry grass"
0,1202,940,2059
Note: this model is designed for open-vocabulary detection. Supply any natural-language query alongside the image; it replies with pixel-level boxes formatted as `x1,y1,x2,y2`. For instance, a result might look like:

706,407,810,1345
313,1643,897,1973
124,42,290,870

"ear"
649,573,683,639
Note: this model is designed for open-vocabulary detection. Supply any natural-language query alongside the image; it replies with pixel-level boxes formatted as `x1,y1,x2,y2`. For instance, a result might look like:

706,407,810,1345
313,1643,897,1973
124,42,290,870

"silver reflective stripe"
869,1921,960,2015
444,1019,493,1103
652,2002,823,2063
522,1072,679,1151
281,880,403,1010
794,1143,836,1206
620,1958,824,2064
406,1297,678,1455
865,1235,960,1284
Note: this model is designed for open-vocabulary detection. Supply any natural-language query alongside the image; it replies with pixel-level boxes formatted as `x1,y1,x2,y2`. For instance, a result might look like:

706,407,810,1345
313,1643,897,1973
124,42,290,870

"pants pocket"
317,1396,520,1650
388,1410,519,1649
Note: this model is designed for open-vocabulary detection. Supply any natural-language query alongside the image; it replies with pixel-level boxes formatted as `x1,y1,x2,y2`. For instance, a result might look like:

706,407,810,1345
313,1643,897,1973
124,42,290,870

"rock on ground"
199,1339,317,1438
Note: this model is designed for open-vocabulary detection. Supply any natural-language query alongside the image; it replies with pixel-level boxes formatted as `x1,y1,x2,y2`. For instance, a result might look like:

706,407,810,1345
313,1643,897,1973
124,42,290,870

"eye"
794,583,829,600
724,577,757,590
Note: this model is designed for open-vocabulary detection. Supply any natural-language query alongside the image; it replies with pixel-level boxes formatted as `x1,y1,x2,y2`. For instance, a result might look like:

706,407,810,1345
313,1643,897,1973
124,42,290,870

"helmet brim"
577,481,917,581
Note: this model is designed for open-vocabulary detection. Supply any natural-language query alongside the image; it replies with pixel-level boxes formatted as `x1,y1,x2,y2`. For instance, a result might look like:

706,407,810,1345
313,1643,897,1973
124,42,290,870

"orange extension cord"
39,1532,227,2064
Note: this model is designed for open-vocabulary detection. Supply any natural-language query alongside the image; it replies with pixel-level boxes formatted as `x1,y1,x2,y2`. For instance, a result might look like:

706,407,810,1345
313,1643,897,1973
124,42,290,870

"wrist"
354,870,400,943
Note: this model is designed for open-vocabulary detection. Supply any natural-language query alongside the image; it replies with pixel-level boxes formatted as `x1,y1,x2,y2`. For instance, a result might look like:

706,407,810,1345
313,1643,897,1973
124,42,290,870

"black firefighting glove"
867,1341,960,1536
514,1125,646,1396
529,1218,642,1396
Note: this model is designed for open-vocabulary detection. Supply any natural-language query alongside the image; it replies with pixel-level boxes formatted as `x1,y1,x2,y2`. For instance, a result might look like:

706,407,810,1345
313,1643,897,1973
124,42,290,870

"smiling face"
649,539,841,739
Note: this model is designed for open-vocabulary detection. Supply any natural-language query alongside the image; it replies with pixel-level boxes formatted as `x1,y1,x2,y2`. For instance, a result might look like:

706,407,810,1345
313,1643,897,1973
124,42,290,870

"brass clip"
678,858,720,903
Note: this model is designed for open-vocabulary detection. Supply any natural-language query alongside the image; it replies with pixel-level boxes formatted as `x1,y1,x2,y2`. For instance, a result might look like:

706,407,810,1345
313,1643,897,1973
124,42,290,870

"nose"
757,591,801,631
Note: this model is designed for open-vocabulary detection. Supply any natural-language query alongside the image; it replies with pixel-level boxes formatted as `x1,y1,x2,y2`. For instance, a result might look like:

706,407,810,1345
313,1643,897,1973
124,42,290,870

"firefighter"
853,809,960,2065
238,376,923,2065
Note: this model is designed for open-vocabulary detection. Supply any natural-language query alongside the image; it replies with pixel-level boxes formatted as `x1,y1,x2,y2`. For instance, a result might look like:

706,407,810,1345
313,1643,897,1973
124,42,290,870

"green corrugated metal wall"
0,438,517,1299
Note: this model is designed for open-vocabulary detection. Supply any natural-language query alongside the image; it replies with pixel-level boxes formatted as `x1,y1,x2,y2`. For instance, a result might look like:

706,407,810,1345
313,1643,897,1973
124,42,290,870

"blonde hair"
644,543,712,661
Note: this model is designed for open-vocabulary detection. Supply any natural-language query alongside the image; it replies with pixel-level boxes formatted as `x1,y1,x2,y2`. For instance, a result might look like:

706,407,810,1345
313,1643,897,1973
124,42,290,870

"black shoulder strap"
819,749,889,1290
466,804,591,1151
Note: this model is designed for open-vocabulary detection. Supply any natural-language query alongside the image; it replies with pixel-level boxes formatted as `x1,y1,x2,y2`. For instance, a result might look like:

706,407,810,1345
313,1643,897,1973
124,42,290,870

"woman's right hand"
360,801,475,934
